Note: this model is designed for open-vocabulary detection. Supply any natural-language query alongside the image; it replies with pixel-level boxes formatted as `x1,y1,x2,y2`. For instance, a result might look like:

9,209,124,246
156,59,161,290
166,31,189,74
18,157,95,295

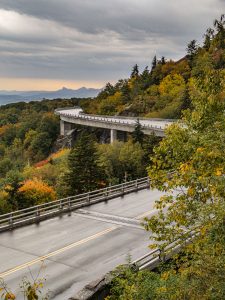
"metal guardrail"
131,232,196,271
0,177,150,232
59,112,167,131
72,231,197,299
55,107,176,123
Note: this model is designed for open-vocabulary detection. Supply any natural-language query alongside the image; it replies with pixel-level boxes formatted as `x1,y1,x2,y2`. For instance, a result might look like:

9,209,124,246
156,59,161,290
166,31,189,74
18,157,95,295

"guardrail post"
59,200,63,212
147,177,150,189
135,179,138,191
159,249,165,262
36,207,40,218
67,198,72,215
121,183,124,195
9,213,13,229
105,187,108,200
131,263,139,272
87,192,90,203
68,198,71,210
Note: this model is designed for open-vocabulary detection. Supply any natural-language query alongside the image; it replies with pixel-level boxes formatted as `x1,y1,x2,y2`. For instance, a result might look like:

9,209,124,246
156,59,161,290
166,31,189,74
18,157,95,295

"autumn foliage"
18,179,56,208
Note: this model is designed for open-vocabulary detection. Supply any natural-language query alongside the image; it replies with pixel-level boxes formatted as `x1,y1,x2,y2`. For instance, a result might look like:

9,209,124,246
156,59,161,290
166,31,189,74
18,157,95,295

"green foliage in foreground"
107,220,225,300
107,16,225,300
0,267,49,300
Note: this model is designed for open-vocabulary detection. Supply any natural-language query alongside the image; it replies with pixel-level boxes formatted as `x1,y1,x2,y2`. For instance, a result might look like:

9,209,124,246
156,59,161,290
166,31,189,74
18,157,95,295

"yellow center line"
0,226,117,278
0,207,159,278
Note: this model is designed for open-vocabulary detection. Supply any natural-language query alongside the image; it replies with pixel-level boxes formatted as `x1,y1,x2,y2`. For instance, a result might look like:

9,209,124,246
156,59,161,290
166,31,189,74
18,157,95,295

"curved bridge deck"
0,188,165,299
55,108,175,141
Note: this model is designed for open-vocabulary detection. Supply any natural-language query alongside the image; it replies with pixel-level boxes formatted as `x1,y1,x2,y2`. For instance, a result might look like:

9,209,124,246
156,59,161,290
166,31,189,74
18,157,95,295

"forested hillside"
83,15,224,119
0,15,224,216
106,16,225,300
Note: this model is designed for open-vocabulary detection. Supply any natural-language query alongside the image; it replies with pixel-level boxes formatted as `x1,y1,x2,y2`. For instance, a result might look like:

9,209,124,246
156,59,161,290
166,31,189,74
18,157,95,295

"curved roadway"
56,108,174,130
0,188,166,299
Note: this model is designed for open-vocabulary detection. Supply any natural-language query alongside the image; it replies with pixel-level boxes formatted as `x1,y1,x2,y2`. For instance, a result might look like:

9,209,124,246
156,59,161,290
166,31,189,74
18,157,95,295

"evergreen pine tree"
161,56,166,65
65,133,103,195
132,119,145,145
214,14,225,49
141,66,149,79
186,40,198,64
121,82,131,104
203,28,214,50
151,55,157,71
141,66,151,89
130,64,139,78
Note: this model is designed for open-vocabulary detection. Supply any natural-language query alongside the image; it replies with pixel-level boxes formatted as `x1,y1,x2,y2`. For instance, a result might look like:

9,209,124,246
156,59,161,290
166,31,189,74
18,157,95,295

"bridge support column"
60,120,72,136
110,129,117,144
60,120,65,136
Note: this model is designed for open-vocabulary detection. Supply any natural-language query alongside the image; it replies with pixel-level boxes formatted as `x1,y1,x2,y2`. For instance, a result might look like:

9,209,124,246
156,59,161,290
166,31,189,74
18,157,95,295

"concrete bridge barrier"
55,107,176,143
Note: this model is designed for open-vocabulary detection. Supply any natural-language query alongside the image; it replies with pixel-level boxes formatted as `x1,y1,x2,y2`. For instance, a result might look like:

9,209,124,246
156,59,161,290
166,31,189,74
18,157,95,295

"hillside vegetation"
82,15,224,119
106,16,225,300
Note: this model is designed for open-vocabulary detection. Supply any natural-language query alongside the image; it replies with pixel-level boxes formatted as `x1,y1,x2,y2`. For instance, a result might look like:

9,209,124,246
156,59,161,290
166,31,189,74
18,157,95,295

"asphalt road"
57,108,174,129
0,188,165,299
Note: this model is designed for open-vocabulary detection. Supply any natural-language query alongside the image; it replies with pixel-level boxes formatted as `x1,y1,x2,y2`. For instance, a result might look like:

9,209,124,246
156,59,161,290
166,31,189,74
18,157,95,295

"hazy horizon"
0,78,104,92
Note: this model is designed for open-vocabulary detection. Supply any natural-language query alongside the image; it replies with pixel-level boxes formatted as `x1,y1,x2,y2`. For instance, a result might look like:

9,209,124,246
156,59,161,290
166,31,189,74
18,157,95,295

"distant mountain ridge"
0,87,101,105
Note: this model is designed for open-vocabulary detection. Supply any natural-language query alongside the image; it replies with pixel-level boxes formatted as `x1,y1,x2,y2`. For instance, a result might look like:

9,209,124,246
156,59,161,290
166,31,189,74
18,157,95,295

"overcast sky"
0,0,224,90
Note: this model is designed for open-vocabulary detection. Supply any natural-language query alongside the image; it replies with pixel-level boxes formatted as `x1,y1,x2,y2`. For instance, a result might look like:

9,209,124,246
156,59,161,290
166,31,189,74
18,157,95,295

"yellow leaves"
187,187,194,196
196,147,204,153
0,189,9,199
33,281,44,289
149,243,158,250
161,271,170,281
180,163,189,172
38,282,43,288
215,168,222,176
200,226,207,236
156,286,167,293
49,148,70,161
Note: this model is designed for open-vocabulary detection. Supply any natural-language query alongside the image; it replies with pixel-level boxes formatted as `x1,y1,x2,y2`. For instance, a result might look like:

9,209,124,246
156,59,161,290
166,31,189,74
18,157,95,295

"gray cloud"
0,0,224,87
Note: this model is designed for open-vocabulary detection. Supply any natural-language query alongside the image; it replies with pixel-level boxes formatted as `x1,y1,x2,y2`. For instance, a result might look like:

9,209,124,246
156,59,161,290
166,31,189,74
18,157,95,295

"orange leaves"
4,293,16,300
34,149,70,169
19,179,56,205
34,159,49,168
49,148,70,160
0,125,12,136
19,179,55,196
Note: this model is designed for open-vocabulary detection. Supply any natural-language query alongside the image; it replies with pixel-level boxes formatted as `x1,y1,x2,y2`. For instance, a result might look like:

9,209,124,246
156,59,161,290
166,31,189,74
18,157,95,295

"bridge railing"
55,107,176,123
74,229,197,298
60,112,167,131
131,231,197,271
0,177,150,232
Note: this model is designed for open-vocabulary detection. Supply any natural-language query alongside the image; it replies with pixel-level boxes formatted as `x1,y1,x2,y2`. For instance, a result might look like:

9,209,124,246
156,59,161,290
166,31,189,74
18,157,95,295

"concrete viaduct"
55,107,175,143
